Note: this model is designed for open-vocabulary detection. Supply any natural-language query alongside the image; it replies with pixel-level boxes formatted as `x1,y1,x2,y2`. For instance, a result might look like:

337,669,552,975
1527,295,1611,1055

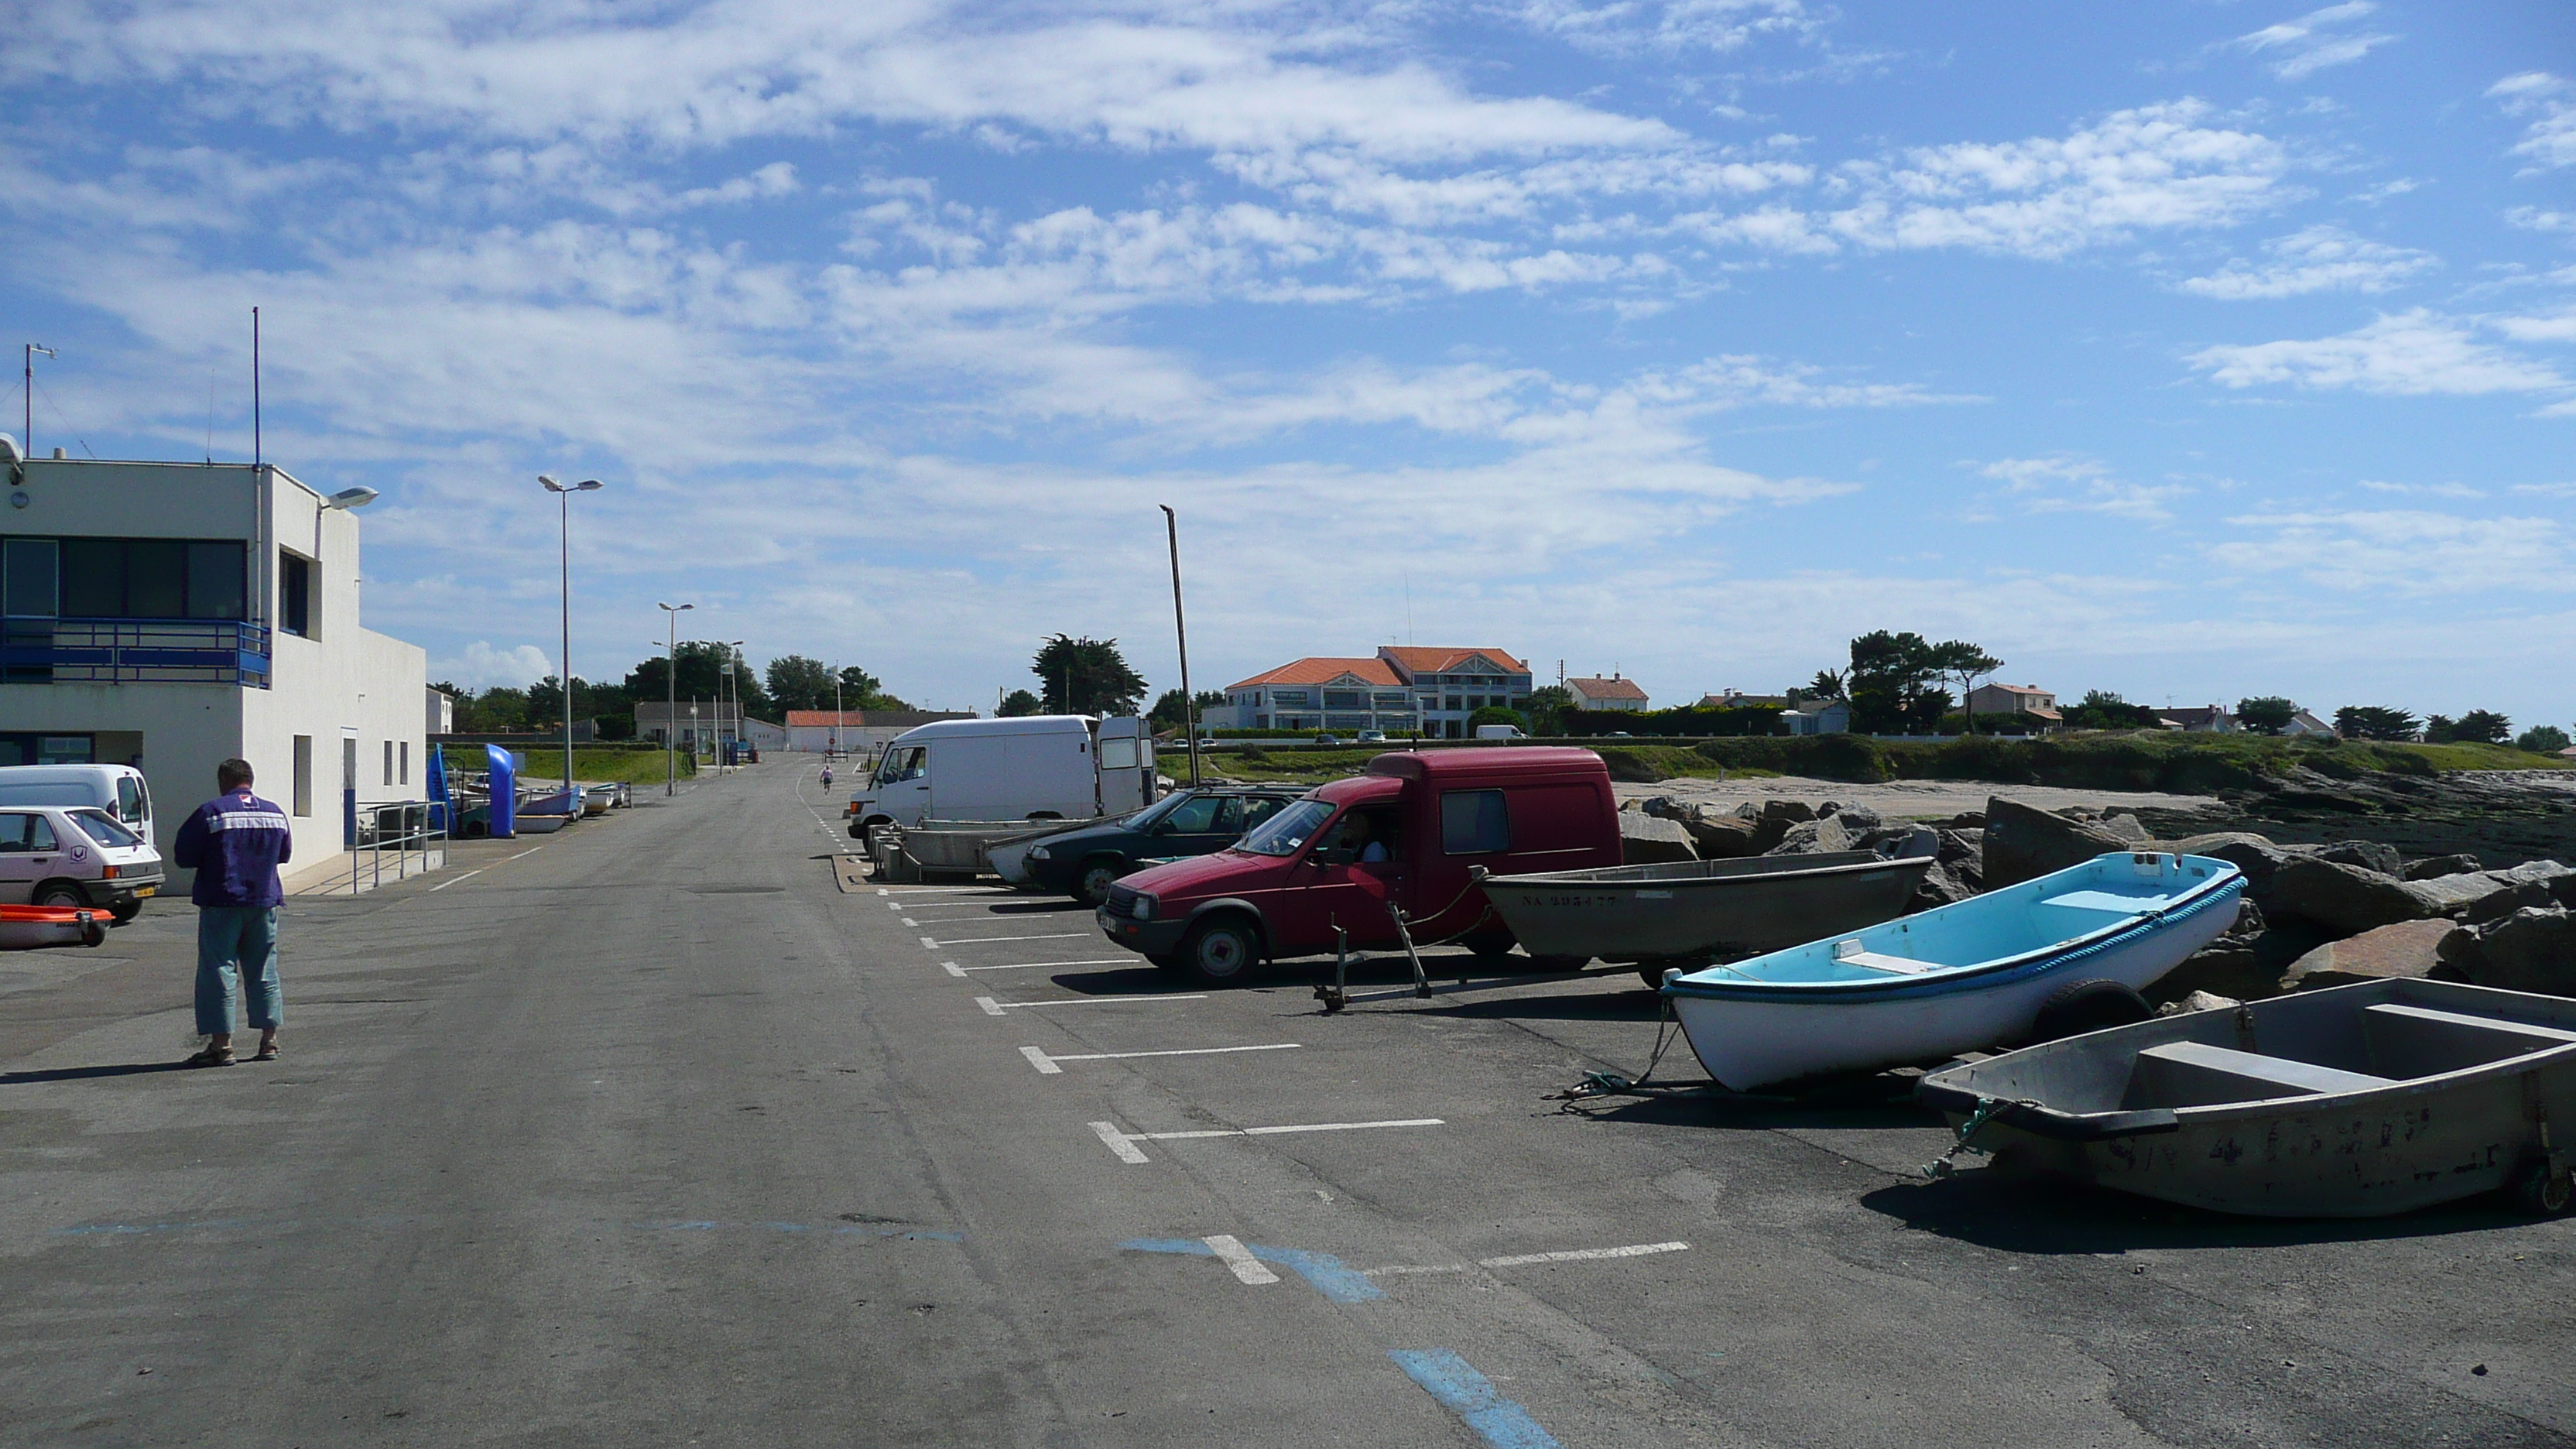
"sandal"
252,1041,280,1062
183,1044,235,1067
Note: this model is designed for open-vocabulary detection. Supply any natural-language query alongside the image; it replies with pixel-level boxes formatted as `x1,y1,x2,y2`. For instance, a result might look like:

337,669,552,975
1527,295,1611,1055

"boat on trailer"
1917,978,2576,1218
0,903,108,951
1662,851,2244,1091
1480,850,1935,983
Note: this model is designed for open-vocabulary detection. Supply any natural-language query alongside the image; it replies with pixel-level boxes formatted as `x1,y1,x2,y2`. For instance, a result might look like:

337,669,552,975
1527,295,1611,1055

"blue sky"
5,2,2572,725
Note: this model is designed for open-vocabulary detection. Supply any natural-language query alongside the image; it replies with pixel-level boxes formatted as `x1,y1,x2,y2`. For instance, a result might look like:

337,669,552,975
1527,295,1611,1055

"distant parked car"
0,803,165,922
1357,730,1387,743
1314,734,1341,745
1023,787,1304,904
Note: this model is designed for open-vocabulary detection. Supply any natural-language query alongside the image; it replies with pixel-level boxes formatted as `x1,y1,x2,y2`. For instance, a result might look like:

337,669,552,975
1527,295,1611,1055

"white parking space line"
1020,1043,1300,1073
976,994,1208,1016
1204,1235,1280,1286
1361,1242,1692,1277
1479,1242,1690,1268
876,886,1016,896
1091,1121,1152,1164
427,868,485,892
1090,1118,1443,1163
930,933,1092,946
951,958,1133,973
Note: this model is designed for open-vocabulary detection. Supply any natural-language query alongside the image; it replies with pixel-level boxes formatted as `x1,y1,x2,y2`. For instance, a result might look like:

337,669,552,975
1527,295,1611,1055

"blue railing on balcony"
0,617,272,687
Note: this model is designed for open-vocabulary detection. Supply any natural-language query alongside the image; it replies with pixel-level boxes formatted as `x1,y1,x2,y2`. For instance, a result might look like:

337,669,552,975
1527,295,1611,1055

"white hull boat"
1917,978,2576,1218
1664,852,2243,1091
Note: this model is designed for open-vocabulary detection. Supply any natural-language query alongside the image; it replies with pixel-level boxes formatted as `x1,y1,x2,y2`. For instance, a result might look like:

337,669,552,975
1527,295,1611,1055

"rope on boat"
1918,1094,2040,1179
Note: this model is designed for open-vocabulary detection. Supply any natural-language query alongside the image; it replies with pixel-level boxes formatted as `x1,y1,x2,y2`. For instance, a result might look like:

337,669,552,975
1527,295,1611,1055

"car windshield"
1237,799,1334,857
1122,793,1190,831
70,807,142,848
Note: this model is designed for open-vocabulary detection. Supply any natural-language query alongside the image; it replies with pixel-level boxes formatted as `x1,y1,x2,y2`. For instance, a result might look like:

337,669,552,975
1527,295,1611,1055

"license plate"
135,886,157,897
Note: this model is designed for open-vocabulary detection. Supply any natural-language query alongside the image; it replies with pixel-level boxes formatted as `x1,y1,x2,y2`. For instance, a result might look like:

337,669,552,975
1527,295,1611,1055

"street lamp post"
722,640,745,769
23,344,55,454
540,475,602,802
658,601,694,795
1158,504,1201,787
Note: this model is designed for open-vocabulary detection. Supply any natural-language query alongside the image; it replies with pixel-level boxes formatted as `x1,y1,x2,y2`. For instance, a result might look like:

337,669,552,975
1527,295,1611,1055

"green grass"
502,747,698,786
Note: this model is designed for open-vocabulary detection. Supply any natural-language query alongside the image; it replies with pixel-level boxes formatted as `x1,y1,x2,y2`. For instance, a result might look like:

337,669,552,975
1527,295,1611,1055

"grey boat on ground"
1917,977,2576,1218
1478,850,1936,985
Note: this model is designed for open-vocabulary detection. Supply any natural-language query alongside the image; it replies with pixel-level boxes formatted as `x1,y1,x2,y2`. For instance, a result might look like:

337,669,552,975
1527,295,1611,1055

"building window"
50,538,247,619
279,552,312,637
1444,695,1462,711
292,735,313,816
382,738,394,786
1324,690,1365,710
1271,690,1309,706
399,741,409,786
2,539,59,617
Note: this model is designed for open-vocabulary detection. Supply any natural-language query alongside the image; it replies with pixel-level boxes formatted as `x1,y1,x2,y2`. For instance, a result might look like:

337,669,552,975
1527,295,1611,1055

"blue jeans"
196,907,283,1037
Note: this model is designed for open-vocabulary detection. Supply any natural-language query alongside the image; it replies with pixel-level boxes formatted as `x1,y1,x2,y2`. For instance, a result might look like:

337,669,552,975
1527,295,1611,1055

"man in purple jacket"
170,758,293,1067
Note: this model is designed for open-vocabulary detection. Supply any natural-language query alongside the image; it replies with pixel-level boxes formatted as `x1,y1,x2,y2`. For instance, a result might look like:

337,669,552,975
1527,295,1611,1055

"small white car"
0,804,166,922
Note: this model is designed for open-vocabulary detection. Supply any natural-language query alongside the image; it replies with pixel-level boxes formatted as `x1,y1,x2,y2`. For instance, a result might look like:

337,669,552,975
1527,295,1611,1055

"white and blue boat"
1663,852,2245,1091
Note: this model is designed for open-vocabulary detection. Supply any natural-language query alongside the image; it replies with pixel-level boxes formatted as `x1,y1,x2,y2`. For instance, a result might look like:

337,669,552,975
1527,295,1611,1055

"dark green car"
1023,788,1303,905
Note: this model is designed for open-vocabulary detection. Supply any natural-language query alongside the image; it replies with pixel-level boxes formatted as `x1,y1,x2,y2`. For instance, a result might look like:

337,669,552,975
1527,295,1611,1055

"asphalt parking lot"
3,759,2571,1447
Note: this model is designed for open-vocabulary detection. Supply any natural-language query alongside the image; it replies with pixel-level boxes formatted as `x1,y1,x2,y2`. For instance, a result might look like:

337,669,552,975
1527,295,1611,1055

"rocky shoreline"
2134,767,2576,871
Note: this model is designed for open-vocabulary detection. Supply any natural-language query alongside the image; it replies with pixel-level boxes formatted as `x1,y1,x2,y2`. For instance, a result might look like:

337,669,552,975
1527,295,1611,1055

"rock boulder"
2404,853,2484,882
1766,816,1854,856
2317,840,2404,878
1982,796,2135,889
2170,832,2300,902
2454,906,2576,996
2265,857,2434,937
1681,810,1759,859
1619,812,1697,865
2279,919,2467,992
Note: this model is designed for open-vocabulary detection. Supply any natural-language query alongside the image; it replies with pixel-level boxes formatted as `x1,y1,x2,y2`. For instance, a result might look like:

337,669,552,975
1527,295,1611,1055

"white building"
1567,674,1648,711
781,708,976,755
1208,646,1532,739
0,448,426,888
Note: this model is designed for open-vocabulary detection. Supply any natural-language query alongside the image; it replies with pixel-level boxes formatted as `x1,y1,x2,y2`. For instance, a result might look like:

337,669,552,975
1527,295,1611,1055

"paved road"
4,760,2571,1447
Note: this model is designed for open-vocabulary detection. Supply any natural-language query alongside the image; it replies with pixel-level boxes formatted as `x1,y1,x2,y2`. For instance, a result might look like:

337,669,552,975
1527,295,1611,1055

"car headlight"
1132,894,1157,921
1029,845,1050,861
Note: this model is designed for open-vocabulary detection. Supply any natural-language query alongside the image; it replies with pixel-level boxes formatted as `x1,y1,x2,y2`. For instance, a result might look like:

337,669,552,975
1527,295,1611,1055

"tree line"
433,648,912,738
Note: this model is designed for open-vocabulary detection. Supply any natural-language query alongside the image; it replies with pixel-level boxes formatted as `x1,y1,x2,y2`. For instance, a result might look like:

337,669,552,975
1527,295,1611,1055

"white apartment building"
1,450,426,886
1210,646,1532,738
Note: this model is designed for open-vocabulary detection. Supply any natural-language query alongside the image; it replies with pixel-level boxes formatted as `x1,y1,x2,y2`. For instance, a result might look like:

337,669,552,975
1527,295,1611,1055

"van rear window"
1440,790,1509,854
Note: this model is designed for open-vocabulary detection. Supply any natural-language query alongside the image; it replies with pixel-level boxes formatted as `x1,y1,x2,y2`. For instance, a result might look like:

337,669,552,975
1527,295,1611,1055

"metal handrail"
344,800,446,895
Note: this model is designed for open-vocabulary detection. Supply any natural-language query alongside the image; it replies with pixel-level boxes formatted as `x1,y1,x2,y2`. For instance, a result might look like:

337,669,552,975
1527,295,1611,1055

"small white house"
1780,699,1852,735
1567,675,1649,711
1966,682,2062,727
0,447,426,889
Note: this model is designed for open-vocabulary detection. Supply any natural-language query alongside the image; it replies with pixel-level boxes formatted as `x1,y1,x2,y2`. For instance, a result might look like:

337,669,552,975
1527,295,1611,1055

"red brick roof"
1568,676,1648,702
1379,646,1530,677
1227,657,1405,690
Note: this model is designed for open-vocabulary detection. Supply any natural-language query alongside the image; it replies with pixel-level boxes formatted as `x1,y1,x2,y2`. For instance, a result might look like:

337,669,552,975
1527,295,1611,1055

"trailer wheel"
1176,916,1261,986
1074,858,1125,907
2031,979,2152,1041
109,899,142,925
1463,930,1518,960
2509,1156,2573,1217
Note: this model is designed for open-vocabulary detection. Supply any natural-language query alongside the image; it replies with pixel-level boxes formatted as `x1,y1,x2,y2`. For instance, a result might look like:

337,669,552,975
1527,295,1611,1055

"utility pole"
1159,504,1201,786
23,343,53,453
658,602,693,795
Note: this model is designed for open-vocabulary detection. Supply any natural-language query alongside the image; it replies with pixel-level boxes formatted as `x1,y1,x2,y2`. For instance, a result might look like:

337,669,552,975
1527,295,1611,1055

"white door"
0,810,61,903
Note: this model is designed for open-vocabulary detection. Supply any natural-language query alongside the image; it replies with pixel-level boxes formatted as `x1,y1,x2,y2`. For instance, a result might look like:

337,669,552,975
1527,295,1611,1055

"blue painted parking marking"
1118,1237,1385,1302
1386,1348,1564,1449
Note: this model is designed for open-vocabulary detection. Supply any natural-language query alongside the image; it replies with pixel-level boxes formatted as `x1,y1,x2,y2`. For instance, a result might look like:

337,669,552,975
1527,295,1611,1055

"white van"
0,765,156,845
847,716,1154,838
1473,724,1529,740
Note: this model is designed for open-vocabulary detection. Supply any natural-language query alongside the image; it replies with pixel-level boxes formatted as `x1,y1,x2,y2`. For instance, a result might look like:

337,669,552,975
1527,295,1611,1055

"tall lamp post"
540,475,602,800
658,601,694,795
722,639,745,769
23,343,55,454
1158,504,1201,787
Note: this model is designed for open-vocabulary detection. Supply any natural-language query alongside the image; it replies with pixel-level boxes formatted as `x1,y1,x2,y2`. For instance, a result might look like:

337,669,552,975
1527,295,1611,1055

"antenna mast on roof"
252,307,262,468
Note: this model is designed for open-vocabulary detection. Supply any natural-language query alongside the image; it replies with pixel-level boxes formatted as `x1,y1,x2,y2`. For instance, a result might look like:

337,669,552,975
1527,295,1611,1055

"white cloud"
1976,454,2187,520
1509,0,1824,57
2230,3,2397,82
2210,509,2568,594
2187,310,2574,401
432,640,557,691
1815,101,2293,260
2506,206,2576,235
2178,224,2435,298
2356,479,2485,499
2494,307,2576,344
2490,72,2576,173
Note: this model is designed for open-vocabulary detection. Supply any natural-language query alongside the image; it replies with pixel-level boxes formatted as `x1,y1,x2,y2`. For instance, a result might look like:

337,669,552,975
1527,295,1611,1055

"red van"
1095,747,1622,984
